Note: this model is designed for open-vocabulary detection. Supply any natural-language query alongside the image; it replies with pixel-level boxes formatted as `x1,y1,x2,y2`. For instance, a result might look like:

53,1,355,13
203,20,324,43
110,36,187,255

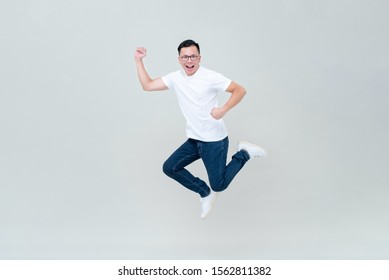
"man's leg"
162,139,211,198
199,138,266,218
200,137,250,192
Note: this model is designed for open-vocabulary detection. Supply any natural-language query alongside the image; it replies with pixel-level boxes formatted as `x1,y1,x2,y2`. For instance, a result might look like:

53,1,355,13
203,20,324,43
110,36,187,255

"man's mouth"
186,65,195,69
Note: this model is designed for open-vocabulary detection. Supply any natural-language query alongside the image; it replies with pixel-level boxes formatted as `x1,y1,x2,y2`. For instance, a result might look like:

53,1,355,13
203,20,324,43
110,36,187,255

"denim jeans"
163,137,250,197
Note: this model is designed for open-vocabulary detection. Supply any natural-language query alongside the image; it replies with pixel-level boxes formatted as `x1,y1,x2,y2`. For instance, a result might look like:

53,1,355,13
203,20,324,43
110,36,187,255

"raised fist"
134,47,147,60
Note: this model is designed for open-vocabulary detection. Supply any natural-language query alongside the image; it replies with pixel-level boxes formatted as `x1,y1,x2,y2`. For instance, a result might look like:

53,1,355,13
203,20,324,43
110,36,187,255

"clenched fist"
134,47,147,60
210,107,227,120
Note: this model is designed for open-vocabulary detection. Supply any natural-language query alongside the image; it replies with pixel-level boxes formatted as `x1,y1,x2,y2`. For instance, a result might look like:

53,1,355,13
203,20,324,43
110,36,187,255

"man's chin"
184,66,198,76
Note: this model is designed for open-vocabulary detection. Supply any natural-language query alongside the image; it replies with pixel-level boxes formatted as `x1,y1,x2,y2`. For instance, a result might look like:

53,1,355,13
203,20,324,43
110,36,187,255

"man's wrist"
221,105,230,114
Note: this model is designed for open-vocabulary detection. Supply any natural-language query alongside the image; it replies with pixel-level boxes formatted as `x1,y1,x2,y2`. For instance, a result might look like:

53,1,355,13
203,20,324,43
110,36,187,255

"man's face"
178,46,201,76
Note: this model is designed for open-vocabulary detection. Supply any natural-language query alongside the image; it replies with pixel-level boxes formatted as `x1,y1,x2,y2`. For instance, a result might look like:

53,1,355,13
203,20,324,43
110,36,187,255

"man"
134,39,266,219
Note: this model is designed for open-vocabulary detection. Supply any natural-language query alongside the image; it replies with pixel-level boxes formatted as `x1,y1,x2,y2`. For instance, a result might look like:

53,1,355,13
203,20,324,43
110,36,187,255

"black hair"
177,39,200,54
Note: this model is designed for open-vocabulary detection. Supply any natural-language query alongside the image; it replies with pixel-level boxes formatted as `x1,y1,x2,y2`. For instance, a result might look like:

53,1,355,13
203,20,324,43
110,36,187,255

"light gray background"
1,0,389,259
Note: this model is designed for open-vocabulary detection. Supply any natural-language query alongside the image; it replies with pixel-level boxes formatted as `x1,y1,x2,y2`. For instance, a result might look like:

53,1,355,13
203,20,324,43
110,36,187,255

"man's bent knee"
210,183,227,192
162,161,174,177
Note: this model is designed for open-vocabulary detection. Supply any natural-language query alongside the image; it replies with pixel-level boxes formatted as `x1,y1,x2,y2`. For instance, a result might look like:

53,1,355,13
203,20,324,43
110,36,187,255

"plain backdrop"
1,0,389,259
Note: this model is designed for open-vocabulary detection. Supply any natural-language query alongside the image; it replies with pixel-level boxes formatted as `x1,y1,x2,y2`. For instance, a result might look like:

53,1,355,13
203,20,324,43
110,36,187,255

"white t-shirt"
162,66,232,142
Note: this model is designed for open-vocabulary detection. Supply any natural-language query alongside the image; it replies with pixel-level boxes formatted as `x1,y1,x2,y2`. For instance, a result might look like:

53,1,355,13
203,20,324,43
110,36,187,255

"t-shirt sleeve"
210,71,232,92
161,73,173,89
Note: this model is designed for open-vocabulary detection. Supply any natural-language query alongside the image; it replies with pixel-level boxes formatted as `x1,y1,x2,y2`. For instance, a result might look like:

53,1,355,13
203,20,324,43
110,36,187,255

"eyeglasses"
180,55,199,61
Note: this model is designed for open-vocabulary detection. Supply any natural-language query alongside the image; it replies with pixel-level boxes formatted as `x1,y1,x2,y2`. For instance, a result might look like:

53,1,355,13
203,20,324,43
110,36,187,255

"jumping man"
134,39,266,219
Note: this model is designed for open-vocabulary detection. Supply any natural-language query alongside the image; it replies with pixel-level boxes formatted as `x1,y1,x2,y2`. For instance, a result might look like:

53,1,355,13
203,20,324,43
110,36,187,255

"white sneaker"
200,190,217,219
238,141,267,158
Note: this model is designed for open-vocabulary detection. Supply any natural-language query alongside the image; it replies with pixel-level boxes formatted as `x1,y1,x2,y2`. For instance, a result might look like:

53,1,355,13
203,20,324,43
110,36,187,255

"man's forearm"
222,87,246,112
135,59,152,90
211,86,246,120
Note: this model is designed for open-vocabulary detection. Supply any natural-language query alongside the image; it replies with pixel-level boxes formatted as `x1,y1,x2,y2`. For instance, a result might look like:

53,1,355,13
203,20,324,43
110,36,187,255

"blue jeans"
163,137,250,197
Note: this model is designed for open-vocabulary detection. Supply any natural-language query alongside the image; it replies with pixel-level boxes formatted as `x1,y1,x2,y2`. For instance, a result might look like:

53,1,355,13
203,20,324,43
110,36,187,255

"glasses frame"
180,55,199,62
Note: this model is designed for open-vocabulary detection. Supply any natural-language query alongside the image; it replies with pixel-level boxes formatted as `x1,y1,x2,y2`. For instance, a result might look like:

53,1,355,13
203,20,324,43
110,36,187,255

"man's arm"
210,81,246,120
134,47,168,91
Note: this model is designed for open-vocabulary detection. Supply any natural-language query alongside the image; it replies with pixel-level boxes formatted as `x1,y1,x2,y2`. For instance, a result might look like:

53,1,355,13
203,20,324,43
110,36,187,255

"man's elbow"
141,82,154,91
239,86,247,97
142,85,152,91
141,78,166,92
